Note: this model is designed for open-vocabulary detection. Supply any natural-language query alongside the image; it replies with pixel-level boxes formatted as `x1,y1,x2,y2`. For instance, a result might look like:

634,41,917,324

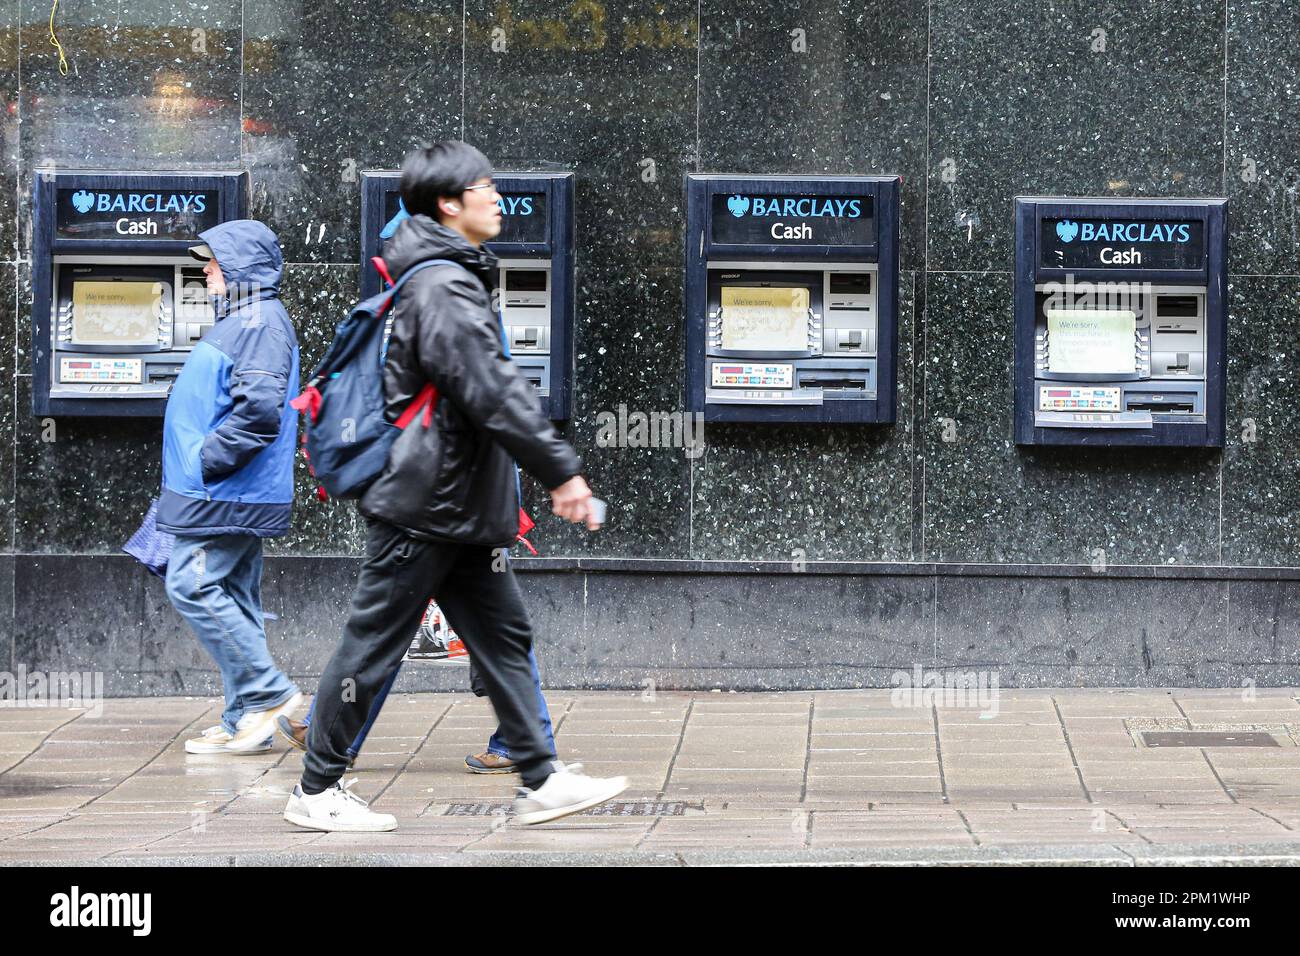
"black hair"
400,141,494,224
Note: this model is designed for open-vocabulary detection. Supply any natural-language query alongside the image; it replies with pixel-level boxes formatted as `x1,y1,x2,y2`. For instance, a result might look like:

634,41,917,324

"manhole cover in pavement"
442,801,695,817
1141,731,1279,748
584,801,695,817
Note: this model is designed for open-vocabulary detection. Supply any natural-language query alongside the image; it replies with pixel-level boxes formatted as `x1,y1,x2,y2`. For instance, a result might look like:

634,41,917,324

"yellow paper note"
1047,309,1136,375
72,281,161,346
720,286,809,352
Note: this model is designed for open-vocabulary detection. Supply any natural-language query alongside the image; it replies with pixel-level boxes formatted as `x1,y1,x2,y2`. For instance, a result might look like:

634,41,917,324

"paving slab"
5,690,1300,864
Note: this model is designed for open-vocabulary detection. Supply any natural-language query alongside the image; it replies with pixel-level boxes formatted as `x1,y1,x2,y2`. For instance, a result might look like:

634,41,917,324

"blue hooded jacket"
157,220,300,537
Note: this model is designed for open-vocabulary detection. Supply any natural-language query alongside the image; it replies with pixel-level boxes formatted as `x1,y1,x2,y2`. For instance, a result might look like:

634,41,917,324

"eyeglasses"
464,182,495,192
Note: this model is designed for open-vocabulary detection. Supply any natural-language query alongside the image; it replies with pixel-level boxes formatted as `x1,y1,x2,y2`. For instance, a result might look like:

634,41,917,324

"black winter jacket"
358,215,581,545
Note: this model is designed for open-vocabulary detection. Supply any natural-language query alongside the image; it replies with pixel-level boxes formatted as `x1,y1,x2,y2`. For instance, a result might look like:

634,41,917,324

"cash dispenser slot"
796,367,875,398
512,357,551,398
1126,398,1194,414
1124,388,1199,416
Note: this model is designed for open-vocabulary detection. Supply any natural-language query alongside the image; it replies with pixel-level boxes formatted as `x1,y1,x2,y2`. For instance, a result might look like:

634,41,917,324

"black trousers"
302,517,555,792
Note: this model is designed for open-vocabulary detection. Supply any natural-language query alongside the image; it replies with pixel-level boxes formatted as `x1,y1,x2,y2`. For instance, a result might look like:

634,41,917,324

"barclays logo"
69,191,209,215
1055,218,1192,244
1082,221,1191,244
726,195,862,219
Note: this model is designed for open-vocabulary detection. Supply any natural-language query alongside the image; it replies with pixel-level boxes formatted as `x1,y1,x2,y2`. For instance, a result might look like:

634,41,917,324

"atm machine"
684,174,901,424
1013,196,1227,447
359,170,574,420
31,169,249,417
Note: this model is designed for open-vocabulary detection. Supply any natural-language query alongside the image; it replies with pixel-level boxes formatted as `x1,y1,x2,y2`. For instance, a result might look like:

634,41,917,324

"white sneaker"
283,779,397,832
184,725,272,754
227,691,304,753
512,762,628,825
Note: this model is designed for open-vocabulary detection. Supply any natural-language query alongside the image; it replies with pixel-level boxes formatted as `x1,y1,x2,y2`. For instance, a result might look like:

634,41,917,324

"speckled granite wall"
5,1,1300,689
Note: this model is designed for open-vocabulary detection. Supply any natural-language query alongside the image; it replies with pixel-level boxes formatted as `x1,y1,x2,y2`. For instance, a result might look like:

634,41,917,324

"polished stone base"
7,555,1300,694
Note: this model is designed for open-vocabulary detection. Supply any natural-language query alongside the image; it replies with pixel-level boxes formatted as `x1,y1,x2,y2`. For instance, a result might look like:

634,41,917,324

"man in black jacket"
285,143,626,831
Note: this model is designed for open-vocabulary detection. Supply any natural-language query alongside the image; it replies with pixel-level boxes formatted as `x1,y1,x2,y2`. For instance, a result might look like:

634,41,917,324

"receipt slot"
31,169,249,417
360,170,574,420
1013,197,1227,447
685,175,900,424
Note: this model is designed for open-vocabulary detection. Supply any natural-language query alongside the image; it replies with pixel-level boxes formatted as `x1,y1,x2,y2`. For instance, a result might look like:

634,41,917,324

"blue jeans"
304,664,401,758
302,647,555,760
487,647,555,758
165,534,299,736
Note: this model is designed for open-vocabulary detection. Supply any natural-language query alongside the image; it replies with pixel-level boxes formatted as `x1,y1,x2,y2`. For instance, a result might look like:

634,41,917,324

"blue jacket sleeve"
200,320,294,483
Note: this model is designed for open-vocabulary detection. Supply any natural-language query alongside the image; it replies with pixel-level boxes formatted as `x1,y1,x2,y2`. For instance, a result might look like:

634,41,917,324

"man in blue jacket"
158,219,304,755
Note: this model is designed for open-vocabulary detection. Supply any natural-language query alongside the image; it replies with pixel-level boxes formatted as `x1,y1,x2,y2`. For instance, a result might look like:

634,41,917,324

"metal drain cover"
585,801,694,817
1142,731,1279,748
442,800,695,817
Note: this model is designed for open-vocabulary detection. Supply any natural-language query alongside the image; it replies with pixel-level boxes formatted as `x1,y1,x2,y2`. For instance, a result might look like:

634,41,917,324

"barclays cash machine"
31,169,249,416
1013,197,1228,447
360,170,574,420
684,175,901,423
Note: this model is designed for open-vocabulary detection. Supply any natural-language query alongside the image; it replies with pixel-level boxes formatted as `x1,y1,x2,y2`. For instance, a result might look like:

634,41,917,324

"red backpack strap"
395,383,438,430
289,385,323,422
515,508,538,555
371,256,395,289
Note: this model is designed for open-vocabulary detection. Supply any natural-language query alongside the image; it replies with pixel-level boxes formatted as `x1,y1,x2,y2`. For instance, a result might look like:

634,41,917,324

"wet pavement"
4,689,1300,865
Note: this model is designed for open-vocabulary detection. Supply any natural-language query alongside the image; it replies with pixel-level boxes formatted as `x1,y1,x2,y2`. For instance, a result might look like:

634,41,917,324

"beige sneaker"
227,692,304,753
184,725,271,755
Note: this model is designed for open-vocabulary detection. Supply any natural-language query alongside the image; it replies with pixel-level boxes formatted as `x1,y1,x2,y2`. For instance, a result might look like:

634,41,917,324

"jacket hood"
381,214,497,283
199,219,283,298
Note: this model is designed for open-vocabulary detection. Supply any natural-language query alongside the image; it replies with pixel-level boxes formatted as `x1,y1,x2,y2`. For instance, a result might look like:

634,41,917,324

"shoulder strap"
379,257,466,301
374,258,470,334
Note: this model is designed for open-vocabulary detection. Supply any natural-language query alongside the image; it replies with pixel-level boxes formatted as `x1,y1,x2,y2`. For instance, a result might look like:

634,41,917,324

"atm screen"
71,280,162,347
720,286,809,352
506,269,548,292
1047,309,1136,375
